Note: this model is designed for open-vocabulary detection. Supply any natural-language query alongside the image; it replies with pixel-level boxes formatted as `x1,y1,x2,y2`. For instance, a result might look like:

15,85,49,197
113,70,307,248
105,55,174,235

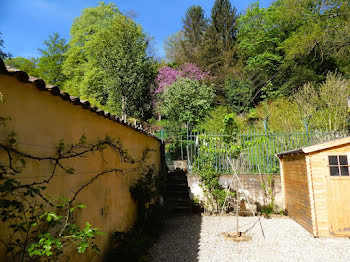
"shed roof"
276,136,350,158
0,58,159,141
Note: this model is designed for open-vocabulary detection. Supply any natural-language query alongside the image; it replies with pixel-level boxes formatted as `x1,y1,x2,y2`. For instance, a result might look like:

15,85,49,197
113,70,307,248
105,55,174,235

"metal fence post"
187,121,190,171
304,115,311,145
185,128,347,175
263,115,270,133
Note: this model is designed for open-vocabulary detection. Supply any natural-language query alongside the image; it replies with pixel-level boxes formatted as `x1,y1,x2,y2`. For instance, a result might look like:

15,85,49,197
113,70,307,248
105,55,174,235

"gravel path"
149,215,350,262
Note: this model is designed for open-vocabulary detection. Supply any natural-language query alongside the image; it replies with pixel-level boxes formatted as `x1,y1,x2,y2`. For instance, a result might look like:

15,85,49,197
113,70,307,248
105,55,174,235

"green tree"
225,76,253,113
294,72,350,131
183,6,208,47
62,2,120,109
164,6,208,66
281,0,350,75
37,33,68,87
237,0,348,101
200,0,240,96
210,0,237,51
4,57,39,76
237,2,285,99
164,0,241,95
164,31,186,63
198,106,232,133
92,14,156,120
180,6,209,66
0,32,11,59
63,2,155,119
254,72,350,131
159,77,215,127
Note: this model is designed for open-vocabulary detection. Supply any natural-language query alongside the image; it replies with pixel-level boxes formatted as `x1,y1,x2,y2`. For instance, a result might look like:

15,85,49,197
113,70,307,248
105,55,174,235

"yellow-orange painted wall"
0,74,162,261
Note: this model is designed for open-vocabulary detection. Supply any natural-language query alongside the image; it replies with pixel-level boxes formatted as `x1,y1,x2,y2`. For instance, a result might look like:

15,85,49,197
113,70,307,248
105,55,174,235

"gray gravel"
149,215,350,262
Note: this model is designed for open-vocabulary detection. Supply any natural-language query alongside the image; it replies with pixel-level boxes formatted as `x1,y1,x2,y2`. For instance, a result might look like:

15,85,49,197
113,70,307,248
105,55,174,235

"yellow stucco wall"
0,74,162,261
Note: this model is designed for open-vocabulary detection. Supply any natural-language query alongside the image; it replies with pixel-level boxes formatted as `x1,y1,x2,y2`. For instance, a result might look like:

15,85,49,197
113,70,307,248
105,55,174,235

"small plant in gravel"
260,173,277,215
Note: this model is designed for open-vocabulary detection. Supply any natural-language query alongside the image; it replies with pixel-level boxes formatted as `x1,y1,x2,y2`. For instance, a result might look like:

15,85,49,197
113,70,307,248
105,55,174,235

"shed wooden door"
327,154,350,235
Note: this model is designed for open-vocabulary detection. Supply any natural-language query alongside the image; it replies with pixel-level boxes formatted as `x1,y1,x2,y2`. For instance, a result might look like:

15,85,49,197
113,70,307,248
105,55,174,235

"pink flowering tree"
153,63,210,120
155,63,210,95
155,66,179,94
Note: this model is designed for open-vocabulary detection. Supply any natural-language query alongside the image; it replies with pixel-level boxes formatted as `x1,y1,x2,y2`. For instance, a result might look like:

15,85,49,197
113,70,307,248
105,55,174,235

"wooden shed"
276,137,350,237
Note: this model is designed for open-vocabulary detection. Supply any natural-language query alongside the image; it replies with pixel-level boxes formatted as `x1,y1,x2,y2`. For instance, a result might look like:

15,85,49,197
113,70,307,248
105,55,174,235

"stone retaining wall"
187,173,283,211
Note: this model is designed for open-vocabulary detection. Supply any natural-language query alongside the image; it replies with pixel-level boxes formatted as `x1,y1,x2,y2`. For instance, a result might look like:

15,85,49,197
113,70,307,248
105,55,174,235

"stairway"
165,168,192,215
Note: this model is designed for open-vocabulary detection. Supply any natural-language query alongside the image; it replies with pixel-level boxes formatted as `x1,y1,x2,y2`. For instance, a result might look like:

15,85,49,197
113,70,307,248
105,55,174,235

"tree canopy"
37,33,68,87
62,2,156,120
4,57,39,77
159,77,215,126
2,0,350,131
91,13,156,120
0,32,11,59
238,0,349,101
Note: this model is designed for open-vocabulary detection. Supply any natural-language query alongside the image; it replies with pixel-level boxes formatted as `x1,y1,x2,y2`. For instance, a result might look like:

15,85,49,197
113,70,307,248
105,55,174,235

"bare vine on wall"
0,117,153,262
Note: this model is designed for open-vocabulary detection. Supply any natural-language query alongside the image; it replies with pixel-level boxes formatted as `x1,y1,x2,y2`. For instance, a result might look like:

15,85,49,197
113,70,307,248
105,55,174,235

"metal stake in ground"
219,158,252,242
236,178,239,237
221,157,267,241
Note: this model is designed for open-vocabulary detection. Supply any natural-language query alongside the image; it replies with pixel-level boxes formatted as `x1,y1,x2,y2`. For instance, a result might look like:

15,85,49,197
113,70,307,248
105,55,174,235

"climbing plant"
107,155,167,261
193,114,240,213
0,118,151,261
193,135,240,213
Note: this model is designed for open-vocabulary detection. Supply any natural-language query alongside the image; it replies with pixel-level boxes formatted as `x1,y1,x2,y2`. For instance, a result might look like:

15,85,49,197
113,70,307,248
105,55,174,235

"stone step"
166,190,190,198
165,198,190,206
165,167,192,215
175,199,191,207
174,205,191,211
167,176,187,183
166,184,189,191
171,206,192,216
166,197,190,203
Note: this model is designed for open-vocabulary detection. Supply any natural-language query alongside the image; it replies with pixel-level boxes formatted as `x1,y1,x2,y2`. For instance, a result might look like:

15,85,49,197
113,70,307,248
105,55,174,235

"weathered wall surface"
168,160,188,171
187,173,283,211
0,73,161,261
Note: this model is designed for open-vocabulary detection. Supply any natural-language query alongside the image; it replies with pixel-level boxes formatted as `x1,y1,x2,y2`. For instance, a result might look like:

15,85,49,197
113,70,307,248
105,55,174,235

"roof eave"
275,148,304,158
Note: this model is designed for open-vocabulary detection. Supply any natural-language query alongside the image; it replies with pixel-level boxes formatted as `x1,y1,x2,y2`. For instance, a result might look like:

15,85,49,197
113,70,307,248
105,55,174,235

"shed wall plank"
281,154,313,233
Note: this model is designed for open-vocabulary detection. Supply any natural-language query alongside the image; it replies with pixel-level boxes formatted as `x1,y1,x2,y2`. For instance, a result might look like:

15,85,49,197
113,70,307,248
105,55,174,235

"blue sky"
1,0,273,59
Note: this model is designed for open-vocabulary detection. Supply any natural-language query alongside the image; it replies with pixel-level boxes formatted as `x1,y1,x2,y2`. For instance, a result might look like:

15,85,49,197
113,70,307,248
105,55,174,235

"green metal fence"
156,129,349,174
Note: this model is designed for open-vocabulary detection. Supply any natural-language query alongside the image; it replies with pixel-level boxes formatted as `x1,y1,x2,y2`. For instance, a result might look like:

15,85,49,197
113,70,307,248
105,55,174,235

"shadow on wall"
149,215,202,262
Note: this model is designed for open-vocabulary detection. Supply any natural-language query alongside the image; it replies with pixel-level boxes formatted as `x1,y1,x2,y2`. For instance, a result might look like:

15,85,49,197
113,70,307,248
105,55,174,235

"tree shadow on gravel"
149,214,202,262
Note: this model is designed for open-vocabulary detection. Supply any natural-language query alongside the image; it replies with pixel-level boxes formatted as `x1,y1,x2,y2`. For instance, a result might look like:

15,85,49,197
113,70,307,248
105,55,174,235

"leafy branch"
0,128,152,262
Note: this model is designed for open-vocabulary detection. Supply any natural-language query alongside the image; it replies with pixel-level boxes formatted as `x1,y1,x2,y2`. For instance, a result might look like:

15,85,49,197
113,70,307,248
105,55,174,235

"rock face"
165,168,192,215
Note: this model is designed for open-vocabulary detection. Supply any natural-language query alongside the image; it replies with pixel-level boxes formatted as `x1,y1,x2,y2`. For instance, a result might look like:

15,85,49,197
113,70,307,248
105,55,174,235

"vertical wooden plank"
305,154,318,237
279,158,287,210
